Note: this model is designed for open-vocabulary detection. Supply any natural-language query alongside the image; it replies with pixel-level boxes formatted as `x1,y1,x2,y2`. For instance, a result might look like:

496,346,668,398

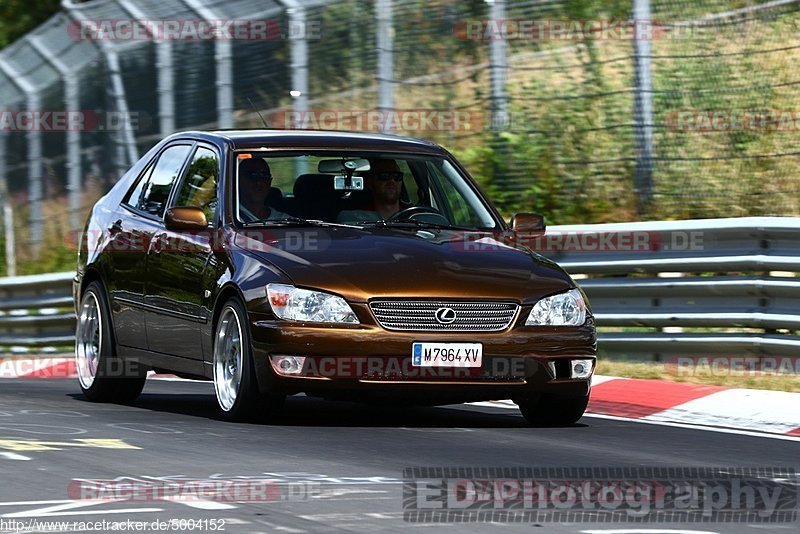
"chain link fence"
0,0,799,275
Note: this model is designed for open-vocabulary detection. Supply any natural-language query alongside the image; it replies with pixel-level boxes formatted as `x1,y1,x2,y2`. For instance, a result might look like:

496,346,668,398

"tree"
0,0,61,49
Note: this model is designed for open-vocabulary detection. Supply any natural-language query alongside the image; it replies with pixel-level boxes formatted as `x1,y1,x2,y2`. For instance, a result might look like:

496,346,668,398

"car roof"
170,129,447,155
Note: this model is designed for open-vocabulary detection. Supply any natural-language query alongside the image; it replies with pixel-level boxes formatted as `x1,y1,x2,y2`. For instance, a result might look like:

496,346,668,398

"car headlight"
525,288,587,326
267,284,358,324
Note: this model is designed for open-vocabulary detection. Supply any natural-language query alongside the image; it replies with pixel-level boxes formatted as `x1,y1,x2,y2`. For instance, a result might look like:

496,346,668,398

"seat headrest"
293,174,338,200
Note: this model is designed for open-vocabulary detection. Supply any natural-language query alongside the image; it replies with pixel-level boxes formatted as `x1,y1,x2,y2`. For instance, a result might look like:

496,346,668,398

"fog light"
269,355,306,376
571,359,594,379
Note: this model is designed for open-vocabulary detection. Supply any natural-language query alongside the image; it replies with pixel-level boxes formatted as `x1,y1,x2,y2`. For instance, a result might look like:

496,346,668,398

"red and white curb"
587,375,800,436
474,375,800,440
3,358,799,436
480,375,800,438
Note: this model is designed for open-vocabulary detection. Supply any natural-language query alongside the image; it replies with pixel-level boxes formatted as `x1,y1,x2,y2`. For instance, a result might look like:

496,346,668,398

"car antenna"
247,97,270,128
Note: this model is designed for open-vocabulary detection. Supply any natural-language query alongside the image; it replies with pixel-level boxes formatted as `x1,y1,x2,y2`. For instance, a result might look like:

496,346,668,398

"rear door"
144,144,219,360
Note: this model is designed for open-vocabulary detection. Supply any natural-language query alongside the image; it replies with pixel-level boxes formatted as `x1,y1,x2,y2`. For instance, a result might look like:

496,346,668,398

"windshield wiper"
242,217,363,229
371,219,475,231
241,216,307,227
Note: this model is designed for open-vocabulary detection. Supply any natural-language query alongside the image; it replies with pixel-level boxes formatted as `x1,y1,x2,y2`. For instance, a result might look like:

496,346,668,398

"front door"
144,144,219,360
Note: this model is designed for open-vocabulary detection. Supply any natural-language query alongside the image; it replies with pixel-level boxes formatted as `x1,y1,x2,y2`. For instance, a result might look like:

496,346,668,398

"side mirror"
510,213,546,234
165,207,208,231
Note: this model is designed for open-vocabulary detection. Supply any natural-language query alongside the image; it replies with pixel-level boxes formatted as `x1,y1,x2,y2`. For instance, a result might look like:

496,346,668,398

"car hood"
235,226,573,303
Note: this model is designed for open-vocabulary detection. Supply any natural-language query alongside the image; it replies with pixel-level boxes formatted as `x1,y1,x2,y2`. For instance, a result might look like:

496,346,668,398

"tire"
75,281,146,403
213,297,283,422
517,392,590,427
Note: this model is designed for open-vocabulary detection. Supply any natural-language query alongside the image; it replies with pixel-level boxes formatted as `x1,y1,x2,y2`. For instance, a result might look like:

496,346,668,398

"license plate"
411,342,483,368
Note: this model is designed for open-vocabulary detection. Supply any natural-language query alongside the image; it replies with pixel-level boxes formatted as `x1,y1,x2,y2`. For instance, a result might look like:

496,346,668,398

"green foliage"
17,244,75,276
0,231,5,277
0,0,61,48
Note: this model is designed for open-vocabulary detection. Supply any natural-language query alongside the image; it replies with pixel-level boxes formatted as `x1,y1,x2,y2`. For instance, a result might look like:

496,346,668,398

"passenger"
238,158,289,222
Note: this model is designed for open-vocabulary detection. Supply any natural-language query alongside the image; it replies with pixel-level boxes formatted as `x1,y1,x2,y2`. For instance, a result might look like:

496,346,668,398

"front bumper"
249,315,596,403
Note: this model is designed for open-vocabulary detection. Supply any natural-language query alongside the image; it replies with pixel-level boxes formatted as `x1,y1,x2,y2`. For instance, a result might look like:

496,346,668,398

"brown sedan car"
73,130,596,424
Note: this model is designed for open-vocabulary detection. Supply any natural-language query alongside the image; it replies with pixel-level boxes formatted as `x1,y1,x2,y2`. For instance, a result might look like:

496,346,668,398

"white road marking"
108,423,183,434
2,499,161,518
365,513,396,519
0,452,31,461
581,530,720,534
584,413,800,442
19,410,89,418
0,424,86,435
591,375,622,387
467,401,517,409
466,400,800,441
165,499,236,510
220,518,251,525
312,488,388,499
0,500,72,507
3,507,163,518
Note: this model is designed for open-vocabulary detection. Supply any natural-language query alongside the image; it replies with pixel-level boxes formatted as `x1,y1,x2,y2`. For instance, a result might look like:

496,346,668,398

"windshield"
234,152,499,230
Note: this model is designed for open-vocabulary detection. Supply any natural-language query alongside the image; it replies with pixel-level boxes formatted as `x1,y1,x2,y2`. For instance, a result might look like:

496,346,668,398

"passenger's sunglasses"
372,171,403,182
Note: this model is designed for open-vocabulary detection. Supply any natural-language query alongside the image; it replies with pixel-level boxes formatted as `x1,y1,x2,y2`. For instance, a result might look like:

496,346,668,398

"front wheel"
516,392,589,427
76,281,146,403
213,297,283,422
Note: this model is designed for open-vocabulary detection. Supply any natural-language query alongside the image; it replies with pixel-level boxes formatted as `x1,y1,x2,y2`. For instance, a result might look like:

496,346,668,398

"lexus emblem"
434,307,457,324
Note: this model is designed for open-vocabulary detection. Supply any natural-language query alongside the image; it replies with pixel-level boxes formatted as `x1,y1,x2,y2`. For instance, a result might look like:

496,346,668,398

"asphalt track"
0,378,797,533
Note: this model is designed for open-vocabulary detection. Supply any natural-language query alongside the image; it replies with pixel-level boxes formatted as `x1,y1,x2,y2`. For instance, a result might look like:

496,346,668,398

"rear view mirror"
334,176,364,191
165,207,208,231
318,158,370,174
510,213,546,234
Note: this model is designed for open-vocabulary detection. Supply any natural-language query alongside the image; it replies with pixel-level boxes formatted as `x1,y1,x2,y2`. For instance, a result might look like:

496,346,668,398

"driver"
238,157,289,222
337,159,411,223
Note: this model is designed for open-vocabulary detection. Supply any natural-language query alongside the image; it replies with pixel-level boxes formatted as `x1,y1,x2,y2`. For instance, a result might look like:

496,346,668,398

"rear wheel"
517,392,589,427
76,281,146,403
213,297,283,422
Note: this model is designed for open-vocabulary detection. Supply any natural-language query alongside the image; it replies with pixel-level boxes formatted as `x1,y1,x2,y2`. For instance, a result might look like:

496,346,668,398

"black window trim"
123,141,197,223
166,141,221,228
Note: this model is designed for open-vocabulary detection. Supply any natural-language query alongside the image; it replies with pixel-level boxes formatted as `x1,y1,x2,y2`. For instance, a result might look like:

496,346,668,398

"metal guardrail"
0,272,75,348
0,217,798,359
543,217,800,358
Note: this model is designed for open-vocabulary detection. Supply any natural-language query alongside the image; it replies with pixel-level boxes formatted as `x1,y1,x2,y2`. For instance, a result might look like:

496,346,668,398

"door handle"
109,219,123,235
150,233,166,254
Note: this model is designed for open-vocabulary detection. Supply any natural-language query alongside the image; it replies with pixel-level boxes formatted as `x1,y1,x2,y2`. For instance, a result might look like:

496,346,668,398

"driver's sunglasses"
373,171,403,182
246,170,272,180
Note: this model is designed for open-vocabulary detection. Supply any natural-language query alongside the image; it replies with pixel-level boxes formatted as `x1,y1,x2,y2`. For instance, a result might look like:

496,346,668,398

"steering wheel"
385,205,443,223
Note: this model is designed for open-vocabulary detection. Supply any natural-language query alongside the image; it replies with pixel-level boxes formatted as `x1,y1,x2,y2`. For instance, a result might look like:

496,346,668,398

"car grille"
369,300,519,332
